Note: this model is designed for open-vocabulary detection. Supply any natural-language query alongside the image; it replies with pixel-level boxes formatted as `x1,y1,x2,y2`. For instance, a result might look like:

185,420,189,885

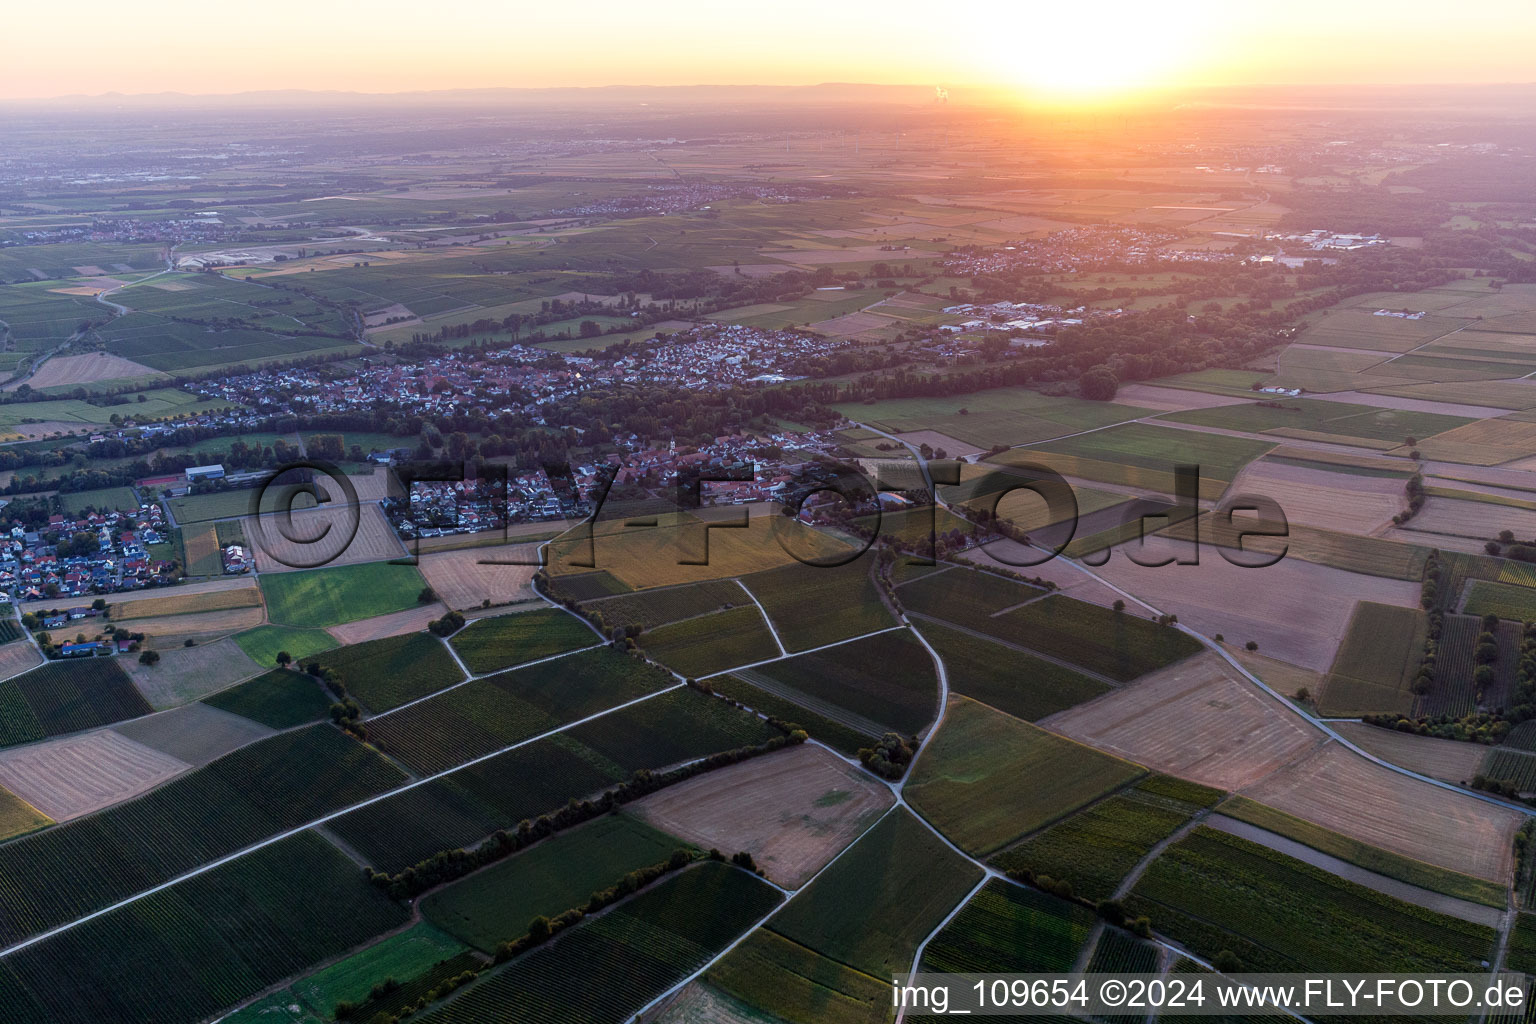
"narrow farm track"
734,578,787,658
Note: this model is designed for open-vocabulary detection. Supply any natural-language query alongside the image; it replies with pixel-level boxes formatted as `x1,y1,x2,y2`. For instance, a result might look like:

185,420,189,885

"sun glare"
986,1,1217,100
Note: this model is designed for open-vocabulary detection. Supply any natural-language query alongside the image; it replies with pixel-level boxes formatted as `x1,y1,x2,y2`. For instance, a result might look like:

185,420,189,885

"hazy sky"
4,0,1533,100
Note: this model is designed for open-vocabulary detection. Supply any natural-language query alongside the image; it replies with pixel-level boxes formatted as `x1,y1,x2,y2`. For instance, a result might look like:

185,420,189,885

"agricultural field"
232,623,338,669
260,560,429,627
738,628,937,736
0,724,406,947
420,814,690,952
706,928,892,1024
920,880,1096,974
906,697,1145,855
991,789,1200,902
915,618,1109,721
1319,602,1427,715
1240,742,1521,884
0,657,152,749
367,647,676,774
1007,422,1275,495
311,631,464,712
1041,651,1322,790
765,808,984,977
583,579,747,632
122,636,264,708
250,502,405,573
1331,721,1487,784
203,669,334,728
414,861,782,1024
1216,795,1508,908
0,832,409,1024
418,544,541,610
111,701,272,766
903,568,1203,681
289,923,471,1022
629,743,894,887
546,509,857,590
326,601,449,644
0,784,50,842
708,673,878,756
0,728,188,822
1465,580,1536,622
636,604,782,678
448,607,596,674
836,386,1153,449
180,522,223,576
1158,396,1471,445
1128,826,1497,973
107,583,262,621
741,557,896,651
57,485,140,515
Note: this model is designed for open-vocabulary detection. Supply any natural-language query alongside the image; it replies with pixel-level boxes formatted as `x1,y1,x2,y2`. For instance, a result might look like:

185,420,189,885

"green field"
707,928,892,1024
415,861,782,1024
744,628,937,736
203,669,333,728
367,647,676,774
314,631,464,712
421,815,690,952
742,557,896,652
0,785,51,843
1465,580,1536,622
1007,421,1275,493
290,923,468,1019
1158,397,1471,444
836,387,1154,449
710,673,877,755
1319,602,1427,715
58,485,140,515
916,618,1109,721
636,604,781,678
906,697,1146,856
0,832,408,1024
990,792,1194,901
920,880,1095,972
448,607,596,674
1128,826,1497,972
232,624,338,669
260,561,428,627
766,808,983,977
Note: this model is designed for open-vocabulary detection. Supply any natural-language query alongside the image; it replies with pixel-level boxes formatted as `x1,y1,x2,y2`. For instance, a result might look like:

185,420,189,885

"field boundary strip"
0,680,686,960
733,578,788,659
368,641,608,721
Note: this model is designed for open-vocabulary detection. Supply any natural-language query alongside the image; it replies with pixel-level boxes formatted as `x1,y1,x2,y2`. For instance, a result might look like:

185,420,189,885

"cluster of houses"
935,300,1110,338
193,325,854,427
4,503,174,603
940,227,1232,277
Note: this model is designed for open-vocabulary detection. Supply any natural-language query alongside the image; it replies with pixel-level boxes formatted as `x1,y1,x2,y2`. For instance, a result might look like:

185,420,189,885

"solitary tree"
275,650,292,668
138,649,161,667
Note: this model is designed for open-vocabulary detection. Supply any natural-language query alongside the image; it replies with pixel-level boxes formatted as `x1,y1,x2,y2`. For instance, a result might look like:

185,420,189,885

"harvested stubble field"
631,743,894,888
1413,416,1536,465
0,728,189,821
250,502,404,573
1042,651,1323,791
108,583,261,621
181,523,223,577
1330,722,1487,784
907,697,1146,856
419,544,541,610
113,702,274,765
0,643,42,683
326,601,447,644
122,636,264,708
1403,496,1536,541
546,511,856,590
1226,458,1406,535
1086,538,1423,673
1240,741,1521,883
